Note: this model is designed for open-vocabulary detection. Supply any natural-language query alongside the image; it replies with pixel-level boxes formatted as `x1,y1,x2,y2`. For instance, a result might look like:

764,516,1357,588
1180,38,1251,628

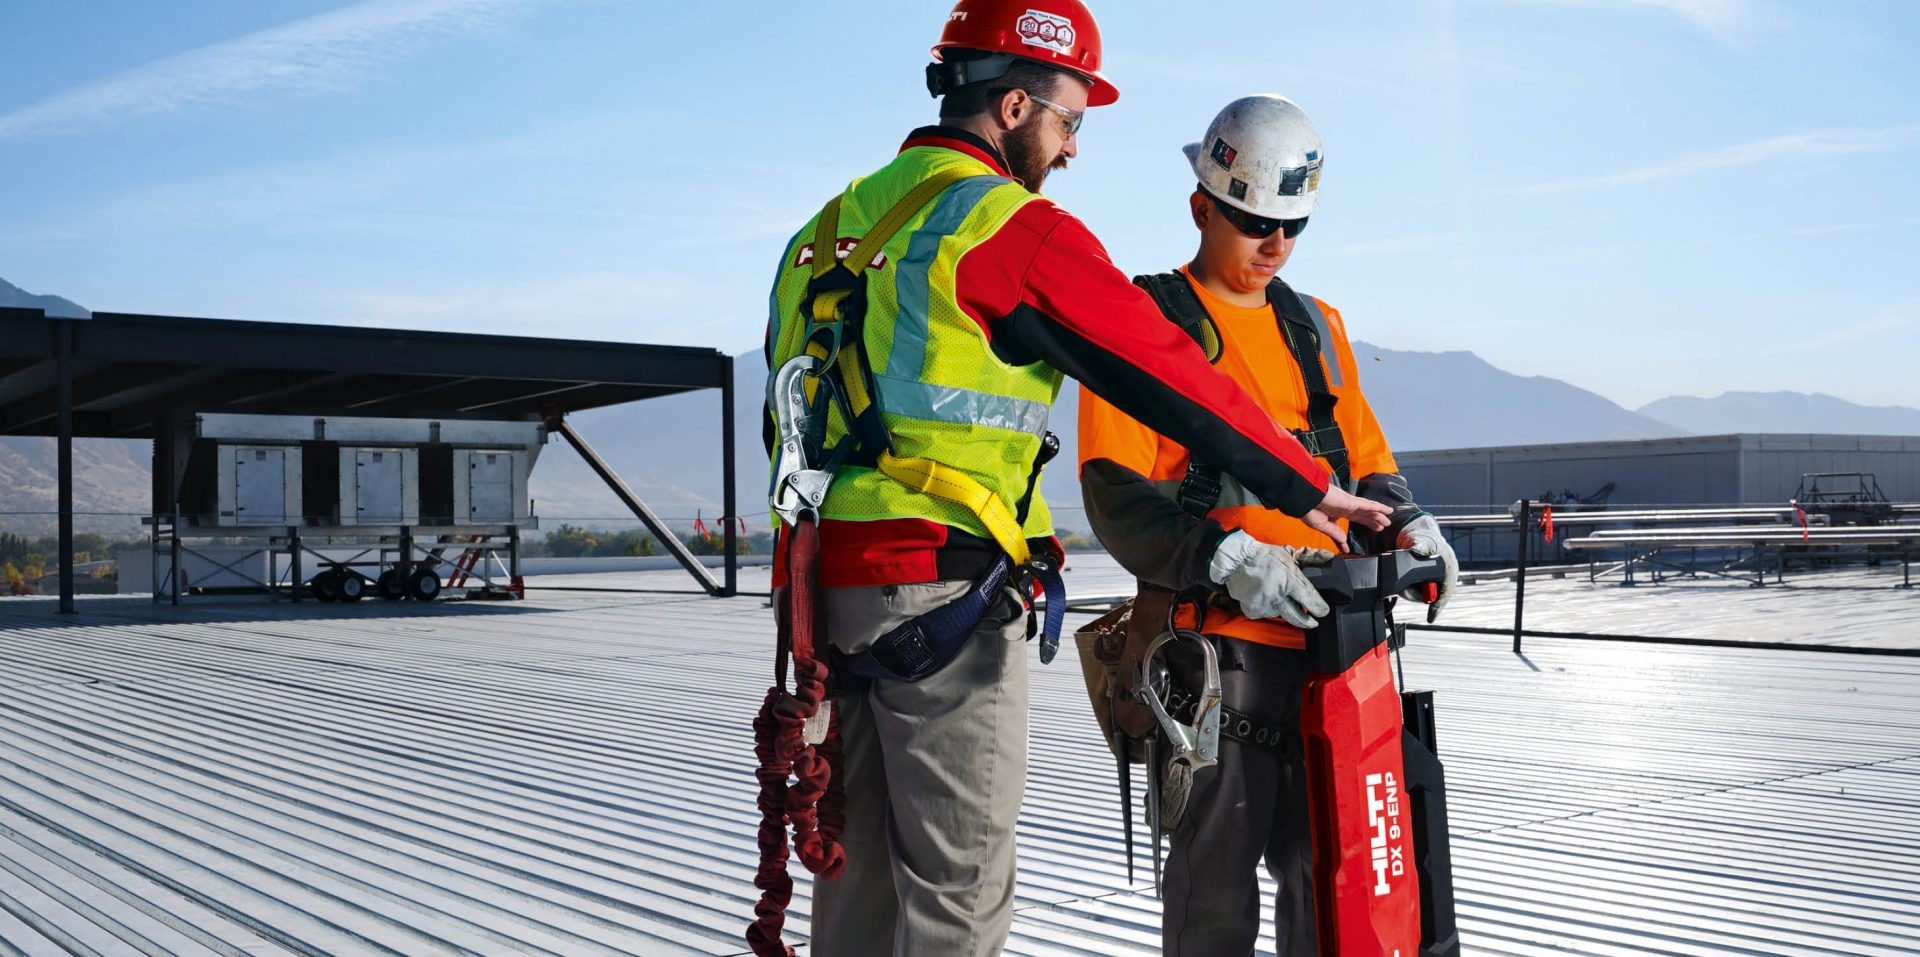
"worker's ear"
1189,190,1209,231
995,88,1028,132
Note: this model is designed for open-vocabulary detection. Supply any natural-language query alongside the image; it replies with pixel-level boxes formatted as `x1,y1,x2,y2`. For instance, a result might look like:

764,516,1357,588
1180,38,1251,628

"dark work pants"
1162,634,1317,957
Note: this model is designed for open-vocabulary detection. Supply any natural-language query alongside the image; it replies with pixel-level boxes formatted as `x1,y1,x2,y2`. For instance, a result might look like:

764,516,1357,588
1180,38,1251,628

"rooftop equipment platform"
0,307,744,607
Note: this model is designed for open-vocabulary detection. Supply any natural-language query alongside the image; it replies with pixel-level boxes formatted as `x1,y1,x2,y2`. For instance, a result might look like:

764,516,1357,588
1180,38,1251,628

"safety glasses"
1027,93,1085,137
1210,193,1308,240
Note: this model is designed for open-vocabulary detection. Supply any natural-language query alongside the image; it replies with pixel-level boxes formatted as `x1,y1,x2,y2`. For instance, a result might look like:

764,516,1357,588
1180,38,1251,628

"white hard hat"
1183,94,1322,220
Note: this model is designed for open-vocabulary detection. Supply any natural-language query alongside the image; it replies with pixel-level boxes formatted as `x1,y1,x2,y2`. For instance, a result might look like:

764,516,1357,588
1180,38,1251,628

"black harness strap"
1135,272,1223,363
801,265,895,470
1270,283,1351,491
1130,270,1351,518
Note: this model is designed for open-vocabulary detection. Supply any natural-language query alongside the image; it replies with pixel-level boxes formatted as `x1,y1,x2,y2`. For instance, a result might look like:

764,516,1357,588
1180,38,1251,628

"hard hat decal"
1210,138,1237,170
1016,10,1077,54
1277,158,1322,197
1228,178,1248,201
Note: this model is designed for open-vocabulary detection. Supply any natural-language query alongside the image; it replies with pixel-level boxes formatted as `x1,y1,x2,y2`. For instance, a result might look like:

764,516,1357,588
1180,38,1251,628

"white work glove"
1208,529,1335,628
1397,514,1458,623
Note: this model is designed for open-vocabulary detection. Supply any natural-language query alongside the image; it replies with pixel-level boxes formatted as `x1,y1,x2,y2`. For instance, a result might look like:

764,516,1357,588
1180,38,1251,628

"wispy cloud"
1516,125,1920,194
1603,0,1750,35
1800,300,1920,350
1488,0,1760,40
1332,232,1469,256
1746,299,1920,359
7,112,817,251
0,0,555,140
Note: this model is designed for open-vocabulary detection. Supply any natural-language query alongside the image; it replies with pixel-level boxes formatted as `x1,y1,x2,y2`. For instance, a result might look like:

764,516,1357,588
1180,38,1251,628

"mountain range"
0,277,89,319
532,346,1920,533
1637,391,1920,436
3,276,1916,535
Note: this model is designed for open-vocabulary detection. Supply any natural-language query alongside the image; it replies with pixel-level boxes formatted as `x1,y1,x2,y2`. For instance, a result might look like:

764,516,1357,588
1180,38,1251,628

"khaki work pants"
809,580,1031,957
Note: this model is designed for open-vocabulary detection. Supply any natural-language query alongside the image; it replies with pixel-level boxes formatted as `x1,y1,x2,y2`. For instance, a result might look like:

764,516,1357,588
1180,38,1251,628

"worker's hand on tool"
1397,514,1458,623
1304,485,1393,546
1209,530,1335,628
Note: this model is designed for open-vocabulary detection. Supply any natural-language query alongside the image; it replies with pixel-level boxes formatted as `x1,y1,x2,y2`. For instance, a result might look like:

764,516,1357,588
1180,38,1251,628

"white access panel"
217,445,301,526
454,449,528,524
338,447,419,526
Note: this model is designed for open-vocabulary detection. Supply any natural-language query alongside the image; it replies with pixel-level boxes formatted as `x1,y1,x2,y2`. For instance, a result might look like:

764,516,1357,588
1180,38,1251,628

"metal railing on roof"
1565,524,1920,548
1435,505,1819,528
1417,501,1919,653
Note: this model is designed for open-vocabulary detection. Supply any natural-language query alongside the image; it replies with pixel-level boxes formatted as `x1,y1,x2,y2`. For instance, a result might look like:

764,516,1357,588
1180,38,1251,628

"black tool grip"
1300,550,1441,674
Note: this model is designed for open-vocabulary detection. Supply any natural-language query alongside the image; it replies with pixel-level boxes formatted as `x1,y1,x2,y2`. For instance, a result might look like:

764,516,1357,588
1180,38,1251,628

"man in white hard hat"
1078,94,1460,954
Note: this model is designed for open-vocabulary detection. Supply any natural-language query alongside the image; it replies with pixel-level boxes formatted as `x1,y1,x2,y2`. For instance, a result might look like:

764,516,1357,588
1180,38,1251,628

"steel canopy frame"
0,307,740,609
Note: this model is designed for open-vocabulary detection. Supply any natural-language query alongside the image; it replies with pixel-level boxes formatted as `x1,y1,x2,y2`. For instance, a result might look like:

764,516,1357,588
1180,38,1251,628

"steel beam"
56,320,74,614
550,416,722,596
721,356,738,598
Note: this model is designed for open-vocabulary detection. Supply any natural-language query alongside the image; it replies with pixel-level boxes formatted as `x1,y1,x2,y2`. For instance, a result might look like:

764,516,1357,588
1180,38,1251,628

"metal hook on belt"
1134,627,1222,897
1136,628,1223,771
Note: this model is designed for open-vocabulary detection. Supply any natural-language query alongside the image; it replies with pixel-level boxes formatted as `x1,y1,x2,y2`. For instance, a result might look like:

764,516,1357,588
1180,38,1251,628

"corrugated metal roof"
1,562,1916,956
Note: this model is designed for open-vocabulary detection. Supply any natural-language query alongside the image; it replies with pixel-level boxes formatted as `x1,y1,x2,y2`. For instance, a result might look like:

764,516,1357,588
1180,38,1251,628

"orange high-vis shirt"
1077,266,1398,648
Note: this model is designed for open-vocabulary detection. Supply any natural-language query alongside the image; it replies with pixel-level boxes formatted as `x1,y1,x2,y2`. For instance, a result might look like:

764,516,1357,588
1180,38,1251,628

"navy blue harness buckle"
834,550,1069,685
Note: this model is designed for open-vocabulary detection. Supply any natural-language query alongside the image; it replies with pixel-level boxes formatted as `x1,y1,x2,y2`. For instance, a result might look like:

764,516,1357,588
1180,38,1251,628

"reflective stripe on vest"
769,148,1060,542
873,373,1051,437
886,174,1012,381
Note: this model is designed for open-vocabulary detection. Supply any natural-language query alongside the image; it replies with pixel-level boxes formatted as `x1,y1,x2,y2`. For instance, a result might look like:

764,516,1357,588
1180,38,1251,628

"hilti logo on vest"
1365,771,1406,896
793,239,887,270
1015,10,1075,54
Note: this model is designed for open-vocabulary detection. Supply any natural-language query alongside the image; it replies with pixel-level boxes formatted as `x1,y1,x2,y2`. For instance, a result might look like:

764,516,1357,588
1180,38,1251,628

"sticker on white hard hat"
1277,157,1323,197
1209,138,1238,170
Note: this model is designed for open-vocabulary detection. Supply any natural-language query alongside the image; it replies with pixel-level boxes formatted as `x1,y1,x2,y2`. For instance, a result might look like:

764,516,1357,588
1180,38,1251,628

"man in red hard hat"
761,3,1392,954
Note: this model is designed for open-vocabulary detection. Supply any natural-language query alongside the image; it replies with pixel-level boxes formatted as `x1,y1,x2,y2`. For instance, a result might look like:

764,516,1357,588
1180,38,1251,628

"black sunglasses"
1210,193,1308,240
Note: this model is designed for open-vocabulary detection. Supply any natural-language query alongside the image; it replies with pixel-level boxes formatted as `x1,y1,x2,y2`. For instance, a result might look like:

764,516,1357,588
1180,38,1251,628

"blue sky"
2,0,1915,409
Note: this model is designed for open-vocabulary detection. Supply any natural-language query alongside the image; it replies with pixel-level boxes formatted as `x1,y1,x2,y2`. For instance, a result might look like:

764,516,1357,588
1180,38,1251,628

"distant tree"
1056,528,1098,552
2,561,27,596
542,524,599,557
684,530,727,556
591,530,655,557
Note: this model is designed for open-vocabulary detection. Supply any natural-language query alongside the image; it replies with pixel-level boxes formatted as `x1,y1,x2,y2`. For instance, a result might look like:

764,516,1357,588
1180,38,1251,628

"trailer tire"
376,569,407,601
313,572,342,602
408,569,441,602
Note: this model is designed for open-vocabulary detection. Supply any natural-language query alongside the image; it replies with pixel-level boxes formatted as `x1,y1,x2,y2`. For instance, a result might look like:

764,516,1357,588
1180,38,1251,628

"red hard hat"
930,0,1118,106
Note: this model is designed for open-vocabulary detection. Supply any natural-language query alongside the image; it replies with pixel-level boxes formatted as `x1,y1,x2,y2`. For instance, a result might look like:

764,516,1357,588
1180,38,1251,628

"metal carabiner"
768,354,834,526
1136,628,1223,771
1135,626,1224,897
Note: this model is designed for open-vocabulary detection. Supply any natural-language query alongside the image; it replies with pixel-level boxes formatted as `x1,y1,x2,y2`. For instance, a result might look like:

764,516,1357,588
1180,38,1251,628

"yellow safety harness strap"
877,452,1032,566
798,167,980,412
810,168,976,281
789,166,1036,565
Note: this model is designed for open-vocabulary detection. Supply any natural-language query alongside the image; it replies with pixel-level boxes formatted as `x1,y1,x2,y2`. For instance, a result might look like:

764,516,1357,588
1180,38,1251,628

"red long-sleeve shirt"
772,127,1330,588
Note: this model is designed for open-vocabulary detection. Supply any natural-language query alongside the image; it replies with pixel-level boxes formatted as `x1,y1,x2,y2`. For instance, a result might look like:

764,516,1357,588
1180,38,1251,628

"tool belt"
1076,586,1305,760
830,558,1012,687
1164,686,1300,759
